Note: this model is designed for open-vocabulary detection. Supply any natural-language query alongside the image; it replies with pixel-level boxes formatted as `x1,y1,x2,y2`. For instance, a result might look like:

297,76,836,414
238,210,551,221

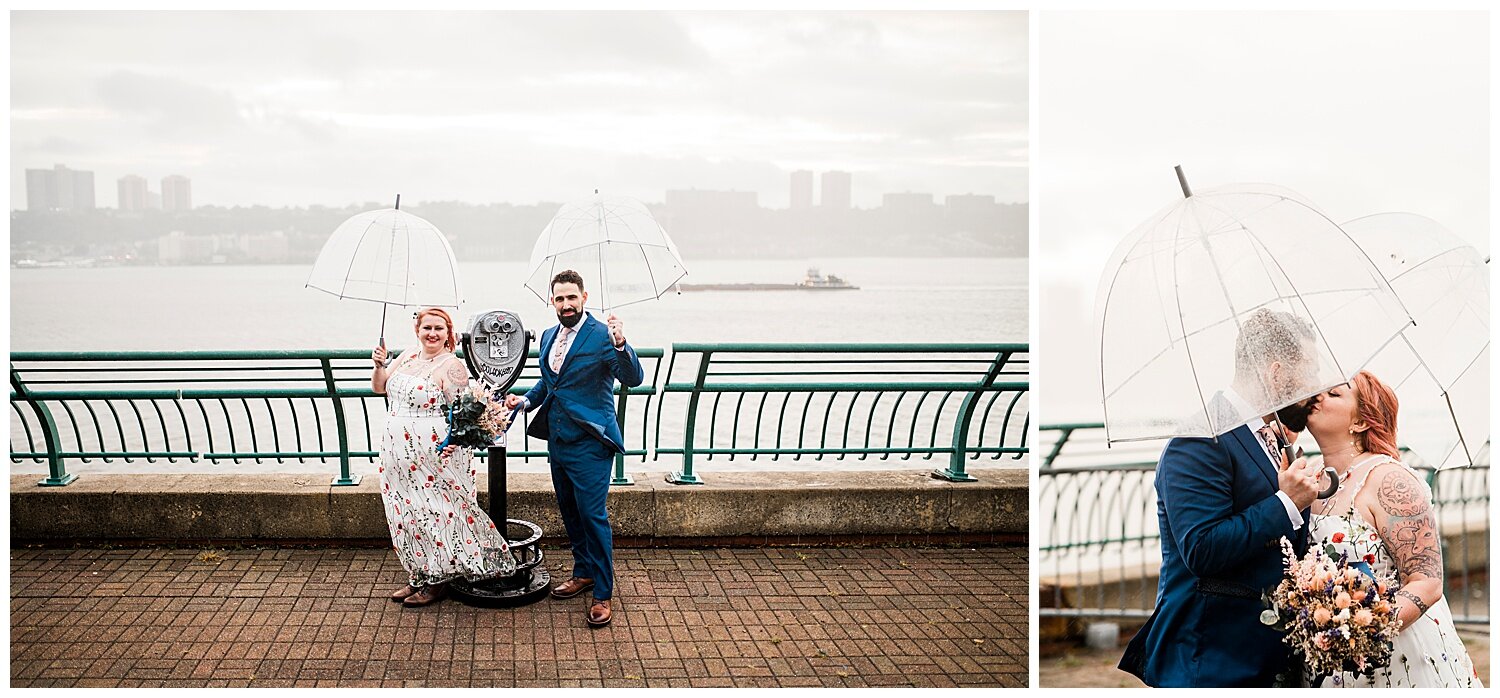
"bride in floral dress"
1301,371,1480,687
371,308,515,607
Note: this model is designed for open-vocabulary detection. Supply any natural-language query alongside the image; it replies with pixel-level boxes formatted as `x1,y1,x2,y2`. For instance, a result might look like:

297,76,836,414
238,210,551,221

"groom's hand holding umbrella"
606,315,626,348
1276,447,1322,511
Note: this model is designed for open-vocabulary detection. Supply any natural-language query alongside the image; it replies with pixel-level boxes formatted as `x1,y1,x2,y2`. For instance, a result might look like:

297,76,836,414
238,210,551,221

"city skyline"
19,163,1021,212
12,12,1028,210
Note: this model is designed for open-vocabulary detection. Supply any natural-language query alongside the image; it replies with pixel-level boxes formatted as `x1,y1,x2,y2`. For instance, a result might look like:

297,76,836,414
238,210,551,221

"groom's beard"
557,309,583,328
1275,399,1314,434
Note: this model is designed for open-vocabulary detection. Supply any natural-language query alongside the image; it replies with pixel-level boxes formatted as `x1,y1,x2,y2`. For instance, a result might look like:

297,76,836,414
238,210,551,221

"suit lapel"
558,316,595,376
1227,425,1279,491
541,326,558,379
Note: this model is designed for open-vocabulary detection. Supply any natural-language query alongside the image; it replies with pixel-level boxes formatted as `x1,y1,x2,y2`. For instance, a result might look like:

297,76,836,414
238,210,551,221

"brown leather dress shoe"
389,584,420,602
551,576,595,599
587,599,612,628
402,583,448,607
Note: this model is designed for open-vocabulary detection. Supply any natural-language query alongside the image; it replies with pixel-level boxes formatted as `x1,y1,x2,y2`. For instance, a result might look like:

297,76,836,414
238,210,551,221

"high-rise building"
820,170,851,209
118,175,149,212
25,170,53,212
25,164,95,211
162,175,192,212
789,170,814,209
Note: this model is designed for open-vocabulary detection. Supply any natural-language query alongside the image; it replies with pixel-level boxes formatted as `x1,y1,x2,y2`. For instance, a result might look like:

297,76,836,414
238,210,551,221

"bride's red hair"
1351,370,1400,460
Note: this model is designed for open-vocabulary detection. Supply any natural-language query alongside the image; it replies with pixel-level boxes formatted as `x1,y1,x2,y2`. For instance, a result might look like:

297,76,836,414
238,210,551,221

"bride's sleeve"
438,357,471,403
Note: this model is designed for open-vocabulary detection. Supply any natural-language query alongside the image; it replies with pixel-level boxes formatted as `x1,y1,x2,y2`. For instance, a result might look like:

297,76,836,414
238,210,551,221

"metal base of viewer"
451,519,551,608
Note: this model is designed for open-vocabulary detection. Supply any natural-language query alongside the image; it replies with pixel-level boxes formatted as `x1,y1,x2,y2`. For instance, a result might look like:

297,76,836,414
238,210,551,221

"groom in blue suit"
1119,309,1326,687
506,269,643,627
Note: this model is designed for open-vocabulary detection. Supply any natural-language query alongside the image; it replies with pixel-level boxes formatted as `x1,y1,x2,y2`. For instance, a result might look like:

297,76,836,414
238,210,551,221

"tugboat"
674,267,860,292
796,268,858,289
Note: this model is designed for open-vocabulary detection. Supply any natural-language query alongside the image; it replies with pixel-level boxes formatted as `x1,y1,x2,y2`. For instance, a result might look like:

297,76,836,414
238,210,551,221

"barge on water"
675,268,859,292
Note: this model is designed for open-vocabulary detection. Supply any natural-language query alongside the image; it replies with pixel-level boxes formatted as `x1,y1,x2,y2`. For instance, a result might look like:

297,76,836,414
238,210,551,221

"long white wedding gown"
379,353,516,587
1305,455,1481,688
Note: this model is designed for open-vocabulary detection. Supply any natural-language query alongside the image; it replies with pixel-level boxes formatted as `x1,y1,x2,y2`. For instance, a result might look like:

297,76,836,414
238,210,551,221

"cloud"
95,71,245,138
12,11,1028,209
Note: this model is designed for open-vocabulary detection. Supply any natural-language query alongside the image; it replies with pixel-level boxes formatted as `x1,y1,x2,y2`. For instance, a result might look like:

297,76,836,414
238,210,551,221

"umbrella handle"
1282,441,1338,499
1317,467,1340,500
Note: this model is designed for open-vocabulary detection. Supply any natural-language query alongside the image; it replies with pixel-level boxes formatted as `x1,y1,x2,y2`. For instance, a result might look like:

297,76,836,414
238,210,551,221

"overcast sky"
11,11,1027,210
1037,10,1490,422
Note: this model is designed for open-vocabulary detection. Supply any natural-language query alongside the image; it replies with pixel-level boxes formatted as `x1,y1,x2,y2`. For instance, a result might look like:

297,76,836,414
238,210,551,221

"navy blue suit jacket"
523,313,644,454
1119,423,1310,687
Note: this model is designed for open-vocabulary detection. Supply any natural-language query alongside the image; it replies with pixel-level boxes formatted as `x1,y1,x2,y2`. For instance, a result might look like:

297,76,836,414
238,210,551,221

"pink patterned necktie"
550,328,571,373
1256,425,1281,465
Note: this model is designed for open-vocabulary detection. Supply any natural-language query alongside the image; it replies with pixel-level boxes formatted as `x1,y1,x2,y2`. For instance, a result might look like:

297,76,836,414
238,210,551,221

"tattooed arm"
1366,463,1443,629
437,357,471,404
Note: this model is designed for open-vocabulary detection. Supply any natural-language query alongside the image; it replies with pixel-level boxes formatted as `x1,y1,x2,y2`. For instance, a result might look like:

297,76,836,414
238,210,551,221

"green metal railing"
10,345,1027,487
9,349,663,487
653,343,1028,484
1038,422,1489,624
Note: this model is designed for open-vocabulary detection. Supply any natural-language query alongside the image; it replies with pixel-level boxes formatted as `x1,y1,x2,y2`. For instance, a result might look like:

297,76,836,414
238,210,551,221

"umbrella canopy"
523,195,687,312
307,207,463,309
1096,178,1413,443
1343,212,1488,468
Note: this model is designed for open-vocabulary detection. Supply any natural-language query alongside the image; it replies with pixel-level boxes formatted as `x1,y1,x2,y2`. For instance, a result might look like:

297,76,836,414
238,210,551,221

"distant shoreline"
13,253,1028,270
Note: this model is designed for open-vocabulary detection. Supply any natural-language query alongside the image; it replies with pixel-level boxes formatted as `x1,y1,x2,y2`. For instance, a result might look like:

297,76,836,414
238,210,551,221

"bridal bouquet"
1262,537,1402,680
439,384,514,450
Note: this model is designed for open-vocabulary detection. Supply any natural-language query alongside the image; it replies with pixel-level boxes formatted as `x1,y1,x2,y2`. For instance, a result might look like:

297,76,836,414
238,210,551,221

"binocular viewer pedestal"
450,446,551,608
450,309,549,607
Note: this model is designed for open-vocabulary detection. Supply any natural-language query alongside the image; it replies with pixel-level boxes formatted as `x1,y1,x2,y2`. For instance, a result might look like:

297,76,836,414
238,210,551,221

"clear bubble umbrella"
1343,212,1488,469
523,193,687,312
305,197,462,345
1096,169,1413,444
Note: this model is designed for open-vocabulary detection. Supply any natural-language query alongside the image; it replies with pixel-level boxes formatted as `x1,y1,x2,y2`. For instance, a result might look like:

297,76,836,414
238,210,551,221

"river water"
11,257,1025,350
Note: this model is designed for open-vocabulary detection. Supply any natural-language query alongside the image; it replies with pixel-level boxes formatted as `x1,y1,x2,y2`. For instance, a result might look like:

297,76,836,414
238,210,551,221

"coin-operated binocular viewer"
449,310,551,607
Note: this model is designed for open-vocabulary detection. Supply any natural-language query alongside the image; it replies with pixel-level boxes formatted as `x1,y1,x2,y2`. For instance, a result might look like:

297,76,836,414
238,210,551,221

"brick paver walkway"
11,546,1026,687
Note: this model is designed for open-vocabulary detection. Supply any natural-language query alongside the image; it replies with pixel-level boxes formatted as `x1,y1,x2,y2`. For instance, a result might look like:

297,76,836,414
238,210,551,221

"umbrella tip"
1174,165,1193,198
395,194,401,210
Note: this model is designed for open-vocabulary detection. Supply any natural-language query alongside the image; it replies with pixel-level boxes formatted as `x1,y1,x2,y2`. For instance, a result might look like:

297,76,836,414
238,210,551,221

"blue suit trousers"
548,434,615,600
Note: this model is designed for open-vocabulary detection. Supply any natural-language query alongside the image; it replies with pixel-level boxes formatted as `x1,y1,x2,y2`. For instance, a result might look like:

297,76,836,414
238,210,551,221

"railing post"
320,358,360,486
667,349,710,485
934,350,1009,482
1042,426,1076,471
611,386,634,486
12,367,75,486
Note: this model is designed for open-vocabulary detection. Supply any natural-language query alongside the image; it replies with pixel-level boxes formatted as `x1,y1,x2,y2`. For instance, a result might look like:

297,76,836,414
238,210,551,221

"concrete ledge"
11,469,1026,544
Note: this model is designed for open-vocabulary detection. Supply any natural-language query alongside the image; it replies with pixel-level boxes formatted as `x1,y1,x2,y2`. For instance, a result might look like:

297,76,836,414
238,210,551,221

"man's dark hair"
550,269,585,294
1233,308,1317,382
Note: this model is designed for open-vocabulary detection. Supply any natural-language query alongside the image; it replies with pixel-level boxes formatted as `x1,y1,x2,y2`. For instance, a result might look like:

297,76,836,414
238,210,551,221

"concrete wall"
11,469,1026,544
